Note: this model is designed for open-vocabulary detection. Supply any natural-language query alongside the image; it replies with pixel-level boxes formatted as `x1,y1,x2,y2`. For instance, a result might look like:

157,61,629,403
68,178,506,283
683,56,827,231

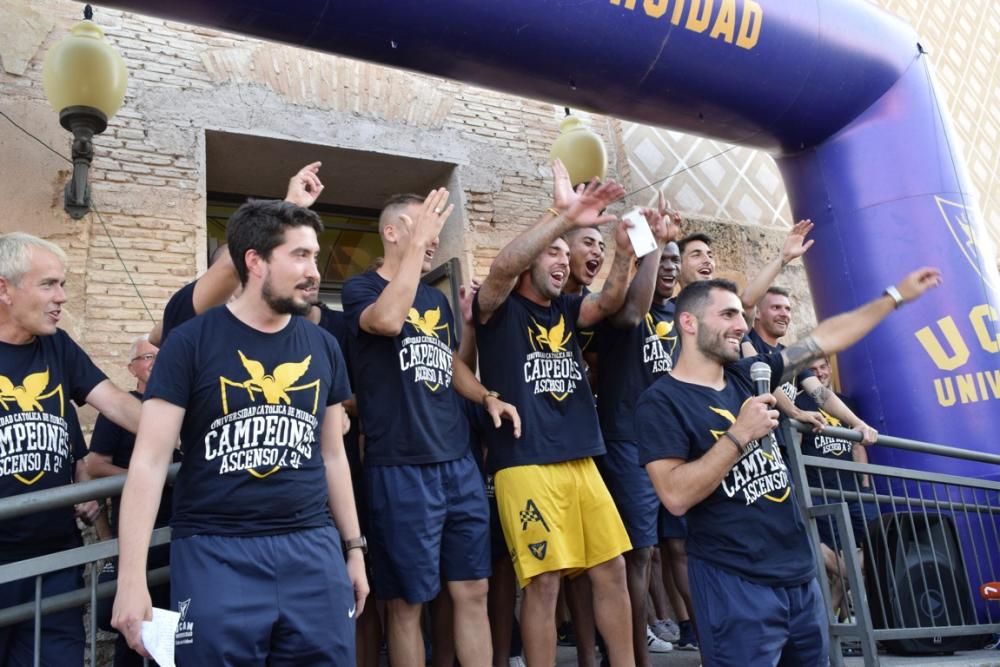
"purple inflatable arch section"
102,0,999,476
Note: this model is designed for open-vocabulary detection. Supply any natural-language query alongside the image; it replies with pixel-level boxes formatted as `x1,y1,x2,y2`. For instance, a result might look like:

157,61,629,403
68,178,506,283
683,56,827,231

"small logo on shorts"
528,541,548,560
348,604,357,619
520,499,549,532
176,598,194,646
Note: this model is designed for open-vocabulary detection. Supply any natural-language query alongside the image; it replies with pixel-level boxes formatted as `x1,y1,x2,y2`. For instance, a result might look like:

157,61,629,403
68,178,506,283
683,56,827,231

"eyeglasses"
130,353,156,364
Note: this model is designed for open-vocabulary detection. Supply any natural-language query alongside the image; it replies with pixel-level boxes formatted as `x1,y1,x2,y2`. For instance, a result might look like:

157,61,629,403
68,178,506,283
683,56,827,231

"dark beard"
697,324,739,364
262,280,314,316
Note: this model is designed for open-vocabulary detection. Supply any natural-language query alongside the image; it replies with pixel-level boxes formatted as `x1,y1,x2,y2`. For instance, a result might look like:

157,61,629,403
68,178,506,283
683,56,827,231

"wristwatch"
883,285,904,309
343,535,368,555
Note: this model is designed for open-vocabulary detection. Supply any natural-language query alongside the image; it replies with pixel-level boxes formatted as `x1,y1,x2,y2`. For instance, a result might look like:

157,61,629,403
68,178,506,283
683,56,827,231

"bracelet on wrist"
546,207,561,218
722,431,745,456
482,390,501,407
883,285,904,309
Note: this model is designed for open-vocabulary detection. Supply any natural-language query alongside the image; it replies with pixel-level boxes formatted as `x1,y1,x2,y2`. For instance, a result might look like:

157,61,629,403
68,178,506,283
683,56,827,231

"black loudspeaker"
864,512,990,655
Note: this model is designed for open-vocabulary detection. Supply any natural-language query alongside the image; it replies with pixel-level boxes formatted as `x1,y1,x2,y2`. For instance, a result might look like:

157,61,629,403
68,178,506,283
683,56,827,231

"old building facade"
1,0,997,415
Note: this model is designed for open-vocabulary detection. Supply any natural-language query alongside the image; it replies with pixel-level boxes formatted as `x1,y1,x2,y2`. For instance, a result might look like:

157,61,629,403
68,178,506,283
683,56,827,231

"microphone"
749,361,778,458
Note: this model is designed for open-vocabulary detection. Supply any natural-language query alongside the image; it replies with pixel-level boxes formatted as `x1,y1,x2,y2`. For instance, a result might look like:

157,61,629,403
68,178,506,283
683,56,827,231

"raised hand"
458,280,481,326
285,161,325,208
614,217,636,258
395,188,454,251
781,219,816,265
657,192,682,245
552,159,577,213
895,267,943,303
564,179,625,229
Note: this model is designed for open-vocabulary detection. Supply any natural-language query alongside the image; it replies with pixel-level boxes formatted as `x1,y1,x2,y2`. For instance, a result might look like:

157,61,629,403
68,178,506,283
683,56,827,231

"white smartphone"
622,207,657,258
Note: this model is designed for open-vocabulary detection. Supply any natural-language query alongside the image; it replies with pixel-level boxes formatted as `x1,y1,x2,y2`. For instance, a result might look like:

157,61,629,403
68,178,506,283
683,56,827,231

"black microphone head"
749,361,771,384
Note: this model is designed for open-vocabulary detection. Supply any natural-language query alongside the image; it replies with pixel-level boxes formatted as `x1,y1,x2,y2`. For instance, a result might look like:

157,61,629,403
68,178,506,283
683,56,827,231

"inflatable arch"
105,0,999,477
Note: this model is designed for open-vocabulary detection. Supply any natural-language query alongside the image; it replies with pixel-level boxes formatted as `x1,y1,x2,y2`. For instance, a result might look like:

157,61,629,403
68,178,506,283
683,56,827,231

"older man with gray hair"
0,232,141,666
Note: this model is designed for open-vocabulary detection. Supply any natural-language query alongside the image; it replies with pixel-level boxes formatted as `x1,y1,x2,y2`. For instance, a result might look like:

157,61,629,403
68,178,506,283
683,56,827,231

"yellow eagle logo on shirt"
406,307,450,339
530,315,572,353
0,369,61,413
218,352,320,479
0,369,65,485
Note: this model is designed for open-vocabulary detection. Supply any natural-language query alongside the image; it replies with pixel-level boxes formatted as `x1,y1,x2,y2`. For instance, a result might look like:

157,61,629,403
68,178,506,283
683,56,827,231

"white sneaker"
652,618,680,642
509,657,527,667
646,626,674,653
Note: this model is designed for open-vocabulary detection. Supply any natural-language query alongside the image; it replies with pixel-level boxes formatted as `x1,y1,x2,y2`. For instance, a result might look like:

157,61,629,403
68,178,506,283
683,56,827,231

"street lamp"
42,4,128,219
549,108,607,187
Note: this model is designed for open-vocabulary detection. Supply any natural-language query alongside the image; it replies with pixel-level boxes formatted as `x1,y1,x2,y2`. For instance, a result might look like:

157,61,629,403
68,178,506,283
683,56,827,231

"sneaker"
676,623,699,651
556,621,576,647
646,626,673,653
509,657,527,667
652,618,680,642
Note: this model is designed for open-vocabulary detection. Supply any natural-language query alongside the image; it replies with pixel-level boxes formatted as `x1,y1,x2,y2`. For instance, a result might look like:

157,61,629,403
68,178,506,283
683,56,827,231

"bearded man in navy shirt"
113,200,366,665
636,269,941,666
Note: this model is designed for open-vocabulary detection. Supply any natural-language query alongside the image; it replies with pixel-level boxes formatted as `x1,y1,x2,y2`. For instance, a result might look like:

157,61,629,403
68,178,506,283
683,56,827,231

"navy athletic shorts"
170,525,355,666
597,440,660,549
366,452,491,602
688,556,828,667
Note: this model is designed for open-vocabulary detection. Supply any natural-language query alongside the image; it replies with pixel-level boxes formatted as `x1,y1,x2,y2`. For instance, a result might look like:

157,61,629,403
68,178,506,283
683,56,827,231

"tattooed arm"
798,375,879,443
477,161,623,324
578,219,635,328
780,267,942,383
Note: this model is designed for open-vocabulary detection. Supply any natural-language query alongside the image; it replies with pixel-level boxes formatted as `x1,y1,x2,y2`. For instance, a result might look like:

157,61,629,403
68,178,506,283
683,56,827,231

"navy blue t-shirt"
635,352,815,587
0,331,105,560
146,306,351,538
595,298,676,441
474,292,604,473
161,280,197,345
744,329,814,450
314,304,362,474
90,390,180,533
795,390,859,491
343,271,470,466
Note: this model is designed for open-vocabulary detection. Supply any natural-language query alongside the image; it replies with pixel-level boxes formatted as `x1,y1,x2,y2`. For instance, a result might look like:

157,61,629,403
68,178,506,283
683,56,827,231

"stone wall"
1,0,995,391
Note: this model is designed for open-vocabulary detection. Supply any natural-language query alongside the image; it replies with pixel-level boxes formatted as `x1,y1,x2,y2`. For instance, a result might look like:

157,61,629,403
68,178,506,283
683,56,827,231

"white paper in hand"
141,607,180,667
622,208,657,258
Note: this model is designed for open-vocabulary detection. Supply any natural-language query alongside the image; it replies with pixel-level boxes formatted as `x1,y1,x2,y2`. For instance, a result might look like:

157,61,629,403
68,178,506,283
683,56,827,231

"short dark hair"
675,279,738,318
678,232,712,255
765,285,791,298
226,199,323,285
379,193,425,232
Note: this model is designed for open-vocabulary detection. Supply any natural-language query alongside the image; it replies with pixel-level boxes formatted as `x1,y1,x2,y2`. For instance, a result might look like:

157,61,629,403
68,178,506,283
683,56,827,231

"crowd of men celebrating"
0,160,941,666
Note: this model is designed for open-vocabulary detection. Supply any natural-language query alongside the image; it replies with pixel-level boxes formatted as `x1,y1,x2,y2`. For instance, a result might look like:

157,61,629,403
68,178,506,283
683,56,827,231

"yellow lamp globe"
43,15,128,123
550,114,608,187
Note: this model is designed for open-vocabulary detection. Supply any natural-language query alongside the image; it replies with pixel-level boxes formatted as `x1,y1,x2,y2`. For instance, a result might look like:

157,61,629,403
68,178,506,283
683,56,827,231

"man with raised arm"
591,193,684,664
342,189,519,667
151,161,327,346
742,286,879,446
635,268,942,666
473,161,637,666
0,232,139,666
113,200,366,664
675,220,815,313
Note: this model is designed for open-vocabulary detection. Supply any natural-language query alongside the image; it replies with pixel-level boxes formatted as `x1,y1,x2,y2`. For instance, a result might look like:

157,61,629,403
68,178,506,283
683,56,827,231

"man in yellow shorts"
473,161,642,666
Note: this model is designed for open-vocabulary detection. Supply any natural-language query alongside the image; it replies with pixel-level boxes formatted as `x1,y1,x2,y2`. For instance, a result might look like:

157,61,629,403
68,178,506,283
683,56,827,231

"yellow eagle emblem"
531,315,572,353
406,307,449,339
0,370,52,412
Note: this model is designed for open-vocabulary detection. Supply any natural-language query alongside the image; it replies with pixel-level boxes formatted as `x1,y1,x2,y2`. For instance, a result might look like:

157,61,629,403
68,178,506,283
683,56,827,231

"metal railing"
784,421,1000,667
0,463,179,667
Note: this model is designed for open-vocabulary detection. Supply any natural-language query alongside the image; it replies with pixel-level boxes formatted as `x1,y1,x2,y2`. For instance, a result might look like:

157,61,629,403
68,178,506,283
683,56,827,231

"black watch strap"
343,535,368,554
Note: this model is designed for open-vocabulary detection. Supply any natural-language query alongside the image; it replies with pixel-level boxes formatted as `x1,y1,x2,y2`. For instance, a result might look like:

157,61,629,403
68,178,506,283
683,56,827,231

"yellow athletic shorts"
495,457,632,587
